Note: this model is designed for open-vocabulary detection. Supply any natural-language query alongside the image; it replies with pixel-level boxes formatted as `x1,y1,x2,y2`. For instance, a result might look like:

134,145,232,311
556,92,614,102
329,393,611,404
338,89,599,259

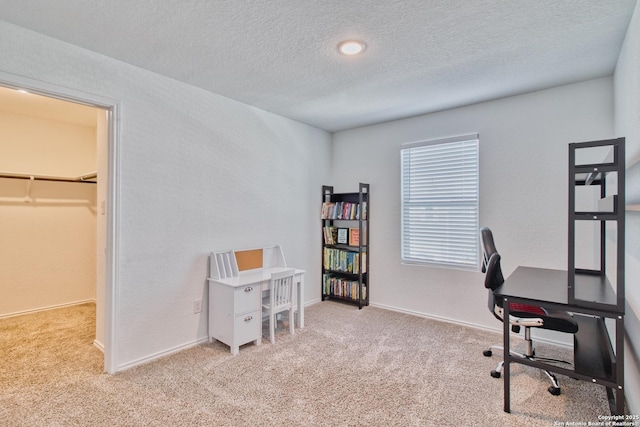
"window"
401,134,479,270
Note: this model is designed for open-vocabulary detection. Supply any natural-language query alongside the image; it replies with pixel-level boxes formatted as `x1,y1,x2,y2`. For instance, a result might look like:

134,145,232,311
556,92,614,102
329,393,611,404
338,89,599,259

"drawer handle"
244,287,253,293
244,315,253,322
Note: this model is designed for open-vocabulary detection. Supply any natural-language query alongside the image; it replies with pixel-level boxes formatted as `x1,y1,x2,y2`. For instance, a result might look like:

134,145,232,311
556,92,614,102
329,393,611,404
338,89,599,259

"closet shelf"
0,171,97,183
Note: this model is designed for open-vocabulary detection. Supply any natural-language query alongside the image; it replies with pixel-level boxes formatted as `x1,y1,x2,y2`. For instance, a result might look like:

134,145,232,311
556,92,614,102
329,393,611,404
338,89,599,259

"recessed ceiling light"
338,40,366,55
17,89,29,94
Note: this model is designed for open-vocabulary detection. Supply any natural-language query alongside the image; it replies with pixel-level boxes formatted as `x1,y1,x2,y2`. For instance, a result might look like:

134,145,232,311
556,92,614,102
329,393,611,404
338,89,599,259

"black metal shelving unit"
321,183,369,309
569,137,625,311
568,137,625,414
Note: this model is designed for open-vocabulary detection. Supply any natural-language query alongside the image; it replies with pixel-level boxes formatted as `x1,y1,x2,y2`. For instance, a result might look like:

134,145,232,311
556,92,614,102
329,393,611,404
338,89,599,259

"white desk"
208,267,305,355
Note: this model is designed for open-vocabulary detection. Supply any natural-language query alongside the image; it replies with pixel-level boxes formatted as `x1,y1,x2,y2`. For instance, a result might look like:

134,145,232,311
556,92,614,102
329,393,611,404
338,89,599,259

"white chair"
262,269,296,344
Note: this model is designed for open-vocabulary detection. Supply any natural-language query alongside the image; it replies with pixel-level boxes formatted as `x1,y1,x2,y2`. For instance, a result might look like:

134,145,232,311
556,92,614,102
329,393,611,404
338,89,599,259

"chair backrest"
479,227,506,322
480,227,496,271
484,252,504,291
269,269,295,309
479,227,504,290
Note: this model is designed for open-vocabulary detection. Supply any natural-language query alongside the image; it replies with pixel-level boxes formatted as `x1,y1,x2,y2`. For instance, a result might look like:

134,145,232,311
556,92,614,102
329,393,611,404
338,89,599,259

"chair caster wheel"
548,386,561,396
483,350,492,357
490,370,501,378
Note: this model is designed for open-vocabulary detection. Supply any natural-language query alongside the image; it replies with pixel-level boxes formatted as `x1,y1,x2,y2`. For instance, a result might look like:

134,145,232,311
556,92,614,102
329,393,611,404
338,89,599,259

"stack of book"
323,274,367,301
323,248,367,274
321,201,367,220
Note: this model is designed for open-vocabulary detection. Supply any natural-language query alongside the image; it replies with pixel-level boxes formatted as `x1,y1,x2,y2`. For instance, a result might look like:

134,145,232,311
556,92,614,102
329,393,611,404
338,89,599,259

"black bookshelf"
321,183,369,309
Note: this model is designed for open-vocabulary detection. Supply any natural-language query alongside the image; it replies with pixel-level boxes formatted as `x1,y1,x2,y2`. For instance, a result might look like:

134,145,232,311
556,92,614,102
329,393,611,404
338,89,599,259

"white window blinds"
401,134,479,270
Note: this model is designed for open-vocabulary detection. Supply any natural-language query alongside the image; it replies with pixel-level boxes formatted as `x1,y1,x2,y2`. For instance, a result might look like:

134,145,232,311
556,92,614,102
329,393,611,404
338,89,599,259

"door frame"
0,71,120,374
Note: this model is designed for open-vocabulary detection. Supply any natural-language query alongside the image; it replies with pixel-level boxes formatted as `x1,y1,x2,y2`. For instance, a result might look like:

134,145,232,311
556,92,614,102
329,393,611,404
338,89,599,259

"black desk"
494,266,625,415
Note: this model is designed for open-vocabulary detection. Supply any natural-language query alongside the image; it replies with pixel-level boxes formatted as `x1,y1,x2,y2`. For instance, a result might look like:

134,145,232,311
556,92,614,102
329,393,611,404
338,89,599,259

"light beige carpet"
0,302,621,426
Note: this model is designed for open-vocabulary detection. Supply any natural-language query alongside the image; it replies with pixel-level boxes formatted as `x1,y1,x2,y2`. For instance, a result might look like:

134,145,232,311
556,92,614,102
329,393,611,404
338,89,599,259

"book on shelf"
321,201,366,220
323,226,338,245
322,273,367,301
323,248,367,274
348,228,359,246
362,252,366,273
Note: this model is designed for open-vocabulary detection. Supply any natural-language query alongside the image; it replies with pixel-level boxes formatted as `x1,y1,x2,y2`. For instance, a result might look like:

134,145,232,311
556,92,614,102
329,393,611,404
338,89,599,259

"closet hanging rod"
0,171,97,184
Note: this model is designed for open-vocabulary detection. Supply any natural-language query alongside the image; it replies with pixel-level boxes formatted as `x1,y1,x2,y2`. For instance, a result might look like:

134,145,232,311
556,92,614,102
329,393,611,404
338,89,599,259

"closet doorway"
0,80,116,373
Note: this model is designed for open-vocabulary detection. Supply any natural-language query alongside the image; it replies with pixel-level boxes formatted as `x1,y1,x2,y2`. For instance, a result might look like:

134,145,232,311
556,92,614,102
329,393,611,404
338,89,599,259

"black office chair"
479,227,578,395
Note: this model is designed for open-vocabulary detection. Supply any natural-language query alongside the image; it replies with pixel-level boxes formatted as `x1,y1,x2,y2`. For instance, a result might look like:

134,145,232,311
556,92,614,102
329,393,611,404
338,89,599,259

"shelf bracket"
24,175,34,203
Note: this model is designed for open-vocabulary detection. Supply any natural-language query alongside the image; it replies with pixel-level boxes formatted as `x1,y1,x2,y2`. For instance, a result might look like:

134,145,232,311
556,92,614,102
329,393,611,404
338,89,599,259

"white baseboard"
0,299,96,320
93,339,105,353
117,298,323,372
117,298,569,373
370,301,573,349
305,298,322,307
117,337,210,372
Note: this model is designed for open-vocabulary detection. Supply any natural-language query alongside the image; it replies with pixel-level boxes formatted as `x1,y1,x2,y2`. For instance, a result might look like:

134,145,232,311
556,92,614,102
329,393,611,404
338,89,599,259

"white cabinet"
208,280,263,355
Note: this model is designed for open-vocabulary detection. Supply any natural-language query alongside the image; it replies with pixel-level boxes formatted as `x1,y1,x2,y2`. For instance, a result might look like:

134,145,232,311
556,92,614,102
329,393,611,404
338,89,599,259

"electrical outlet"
193,299,202,314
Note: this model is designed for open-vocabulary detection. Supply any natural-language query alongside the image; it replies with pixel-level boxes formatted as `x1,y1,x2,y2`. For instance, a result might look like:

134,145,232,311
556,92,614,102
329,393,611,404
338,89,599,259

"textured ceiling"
0,0,636,132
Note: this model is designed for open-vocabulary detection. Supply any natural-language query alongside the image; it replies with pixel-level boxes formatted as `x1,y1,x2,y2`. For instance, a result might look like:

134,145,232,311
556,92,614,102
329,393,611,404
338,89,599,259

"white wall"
0,109,97,316
0,109,96,175
332,77,614,330
614,0,640,414
0,20,332,369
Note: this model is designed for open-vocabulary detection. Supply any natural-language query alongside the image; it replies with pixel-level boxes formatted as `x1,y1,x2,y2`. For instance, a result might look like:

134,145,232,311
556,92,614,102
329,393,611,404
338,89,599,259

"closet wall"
0,92,97,317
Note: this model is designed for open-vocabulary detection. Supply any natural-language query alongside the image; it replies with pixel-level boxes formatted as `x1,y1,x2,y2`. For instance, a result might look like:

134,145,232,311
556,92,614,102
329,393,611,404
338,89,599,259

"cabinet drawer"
234,310,261,345
235,285,260,314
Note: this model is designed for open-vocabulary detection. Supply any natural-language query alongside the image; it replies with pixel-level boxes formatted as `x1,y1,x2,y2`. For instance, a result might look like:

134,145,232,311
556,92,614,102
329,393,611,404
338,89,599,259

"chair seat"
539,308,579,334
509,303,545,315
508,303,578,334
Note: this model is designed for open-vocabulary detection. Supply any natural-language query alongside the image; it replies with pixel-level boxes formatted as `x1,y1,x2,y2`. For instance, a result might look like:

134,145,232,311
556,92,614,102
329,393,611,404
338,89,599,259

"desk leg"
615,315,624,415
503,297,511,413
297,276,305,328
